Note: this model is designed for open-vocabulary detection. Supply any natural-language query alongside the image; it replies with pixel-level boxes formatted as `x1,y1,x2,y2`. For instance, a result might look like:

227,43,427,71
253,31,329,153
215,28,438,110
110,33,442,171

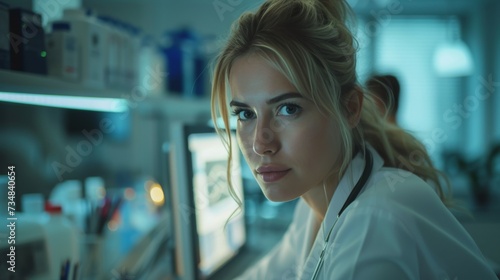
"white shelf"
0,69,211,117
0,69,126,99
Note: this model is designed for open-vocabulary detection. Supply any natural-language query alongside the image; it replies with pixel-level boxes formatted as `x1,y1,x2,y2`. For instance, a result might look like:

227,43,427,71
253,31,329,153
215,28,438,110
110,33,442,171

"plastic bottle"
11,214,51,280
46,21,79,81
97,16,120,90
44,202,80,280
162,29,196,96
118,22,138,90
18,194,80,279
62,9,105,89
162,28,209,98
128,25,142,90
138,34,166,96
50,179,86,232
17,194,51,279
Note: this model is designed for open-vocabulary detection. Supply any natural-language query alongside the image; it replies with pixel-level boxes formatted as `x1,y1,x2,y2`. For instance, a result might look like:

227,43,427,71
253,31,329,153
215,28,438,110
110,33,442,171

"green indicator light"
41,51,47,58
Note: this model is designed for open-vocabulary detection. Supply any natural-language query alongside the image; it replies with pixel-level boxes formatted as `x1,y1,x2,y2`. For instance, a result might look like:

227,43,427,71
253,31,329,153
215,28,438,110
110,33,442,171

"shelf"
0,69,212,116
0,69,126,99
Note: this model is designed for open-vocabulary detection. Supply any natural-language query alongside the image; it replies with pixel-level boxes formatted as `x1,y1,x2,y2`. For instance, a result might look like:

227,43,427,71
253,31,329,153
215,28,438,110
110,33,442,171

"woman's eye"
233,109,255,121
277,104,301,116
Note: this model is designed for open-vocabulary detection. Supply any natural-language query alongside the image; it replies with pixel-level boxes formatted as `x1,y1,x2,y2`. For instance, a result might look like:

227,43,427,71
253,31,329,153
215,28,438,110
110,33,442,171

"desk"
80,213,173,280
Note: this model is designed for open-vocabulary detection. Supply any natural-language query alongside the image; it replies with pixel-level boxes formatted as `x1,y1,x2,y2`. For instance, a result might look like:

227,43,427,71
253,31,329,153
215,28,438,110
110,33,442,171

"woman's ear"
345,86,363,128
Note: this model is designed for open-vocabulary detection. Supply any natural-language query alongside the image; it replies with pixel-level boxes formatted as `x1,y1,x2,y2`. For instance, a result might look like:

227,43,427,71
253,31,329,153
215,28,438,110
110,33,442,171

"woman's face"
229,54,342,202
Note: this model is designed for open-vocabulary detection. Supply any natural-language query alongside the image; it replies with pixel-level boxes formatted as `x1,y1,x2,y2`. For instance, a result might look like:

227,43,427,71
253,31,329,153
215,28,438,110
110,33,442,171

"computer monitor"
169,122,246,280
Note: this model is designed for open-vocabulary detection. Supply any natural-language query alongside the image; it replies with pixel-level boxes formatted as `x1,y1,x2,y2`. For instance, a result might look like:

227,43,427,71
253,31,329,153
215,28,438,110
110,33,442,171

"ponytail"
357,92,452,206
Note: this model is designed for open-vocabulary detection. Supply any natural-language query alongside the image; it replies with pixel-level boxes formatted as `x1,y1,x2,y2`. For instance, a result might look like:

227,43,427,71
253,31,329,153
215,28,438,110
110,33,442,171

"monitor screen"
169,123,246,280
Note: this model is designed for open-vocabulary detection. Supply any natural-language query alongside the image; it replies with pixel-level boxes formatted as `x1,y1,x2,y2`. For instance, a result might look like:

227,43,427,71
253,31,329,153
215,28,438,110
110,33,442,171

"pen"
65,260,70,280
60,259,69,280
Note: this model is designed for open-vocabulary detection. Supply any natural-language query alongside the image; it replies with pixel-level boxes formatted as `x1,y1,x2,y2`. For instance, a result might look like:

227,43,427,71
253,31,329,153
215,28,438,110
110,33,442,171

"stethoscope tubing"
310,148,373,280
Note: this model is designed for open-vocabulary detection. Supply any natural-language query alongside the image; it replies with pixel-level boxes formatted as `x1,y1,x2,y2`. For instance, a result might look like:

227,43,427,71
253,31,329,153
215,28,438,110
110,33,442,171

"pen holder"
80,235,104,280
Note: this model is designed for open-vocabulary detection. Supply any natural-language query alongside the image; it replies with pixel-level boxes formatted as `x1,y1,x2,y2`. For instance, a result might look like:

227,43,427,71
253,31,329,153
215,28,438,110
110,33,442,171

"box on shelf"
9,8,48,75
0,2,9,70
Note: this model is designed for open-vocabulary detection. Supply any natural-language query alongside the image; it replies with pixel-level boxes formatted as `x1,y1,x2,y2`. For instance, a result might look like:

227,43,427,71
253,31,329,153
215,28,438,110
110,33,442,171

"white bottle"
116,22,131,90
20,194,80,280
62,9,105,89
46,21,79,81
50,179,86,233
17,194,51,280
44,202,80,280
123,25,140,90
12,214,52,280
139,35,166,95
97,16,120,90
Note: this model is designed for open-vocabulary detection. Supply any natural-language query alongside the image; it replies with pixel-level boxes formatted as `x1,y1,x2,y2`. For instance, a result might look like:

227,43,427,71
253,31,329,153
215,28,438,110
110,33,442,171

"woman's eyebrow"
229,100,249,107
266,92,303,104
230,92,303,107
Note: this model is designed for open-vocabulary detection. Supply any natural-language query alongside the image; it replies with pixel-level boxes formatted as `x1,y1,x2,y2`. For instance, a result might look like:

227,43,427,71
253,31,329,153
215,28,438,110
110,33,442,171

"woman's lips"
256,166,291,183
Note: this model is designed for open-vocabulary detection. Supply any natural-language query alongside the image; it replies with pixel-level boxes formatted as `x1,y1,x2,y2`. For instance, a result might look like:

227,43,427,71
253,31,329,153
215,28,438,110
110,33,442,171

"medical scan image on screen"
188,133,246,277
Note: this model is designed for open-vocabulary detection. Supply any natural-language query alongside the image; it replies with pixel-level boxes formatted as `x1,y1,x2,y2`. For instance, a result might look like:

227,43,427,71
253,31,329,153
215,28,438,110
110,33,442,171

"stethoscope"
310,147,373,280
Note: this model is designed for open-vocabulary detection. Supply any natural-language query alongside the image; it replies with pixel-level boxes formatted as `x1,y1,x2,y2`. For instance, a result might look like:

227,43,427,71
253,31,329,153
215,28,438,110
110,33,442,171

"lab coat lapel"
297,205,320,273
298,146,384,279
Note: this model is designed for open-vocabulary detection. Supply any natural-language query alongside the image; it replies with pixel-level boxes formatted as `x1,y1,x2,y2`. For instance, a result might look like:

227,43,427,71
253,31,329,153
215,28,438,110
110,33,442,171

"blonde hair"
211,0,451,208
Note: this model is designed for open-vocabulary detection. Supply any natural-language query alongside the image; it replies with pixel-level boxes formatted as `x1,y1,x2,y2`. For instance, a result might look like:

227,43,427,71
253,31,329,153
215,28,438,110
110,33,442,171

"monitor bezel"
169,122,246,280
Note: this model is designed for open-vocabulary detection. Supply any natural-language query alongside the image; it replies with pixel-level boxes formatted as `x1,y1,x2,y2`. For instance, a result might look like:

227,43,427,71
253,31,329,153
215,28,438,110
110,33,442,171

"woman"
211,0,497,279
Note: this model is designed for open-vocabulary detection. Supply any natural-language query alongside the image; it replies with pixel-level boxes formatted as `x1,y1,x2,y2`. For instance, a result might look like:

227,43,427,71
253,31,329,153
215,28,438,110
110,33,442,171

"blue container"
162,28,207,98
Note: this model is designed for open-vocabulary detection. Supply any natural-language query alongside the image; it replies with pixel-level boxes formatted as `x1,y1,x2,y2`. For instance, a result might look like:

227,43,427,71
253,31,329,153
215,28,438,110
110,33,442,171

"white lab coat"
237,146,497,280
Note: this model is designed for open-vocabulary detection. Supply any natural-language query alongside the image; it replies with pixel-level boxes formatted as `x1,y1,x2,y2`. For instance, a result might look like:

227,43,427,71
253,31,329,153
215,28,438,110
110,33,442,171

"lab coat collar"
321,145,384,238
299,145,385,278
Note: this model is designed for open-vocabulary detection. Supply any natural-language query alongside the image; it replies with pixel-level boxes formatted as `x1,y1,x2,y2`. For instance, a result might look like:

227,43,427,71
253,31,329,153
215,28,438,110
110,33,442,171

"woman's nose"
253,121,279,156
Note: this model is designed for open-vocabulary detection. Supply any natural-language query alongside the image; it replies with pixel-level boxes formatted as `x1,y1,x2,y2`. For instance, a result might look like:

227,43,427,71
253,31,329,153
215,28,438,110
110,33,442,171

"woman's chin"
261,186,300,203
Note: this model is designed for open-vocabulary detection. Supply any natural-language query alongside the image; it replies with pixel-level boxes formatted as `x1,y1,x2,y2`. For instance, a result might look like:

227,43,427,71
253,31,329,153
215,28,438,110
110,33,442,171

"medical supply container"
46,21,79,81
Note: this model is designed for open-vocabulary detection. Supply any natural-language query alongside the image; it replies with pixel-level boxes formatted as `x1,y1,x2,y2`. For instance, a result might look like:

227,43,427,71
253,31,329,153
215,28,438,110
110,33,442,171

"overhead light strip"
0,92,129,113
